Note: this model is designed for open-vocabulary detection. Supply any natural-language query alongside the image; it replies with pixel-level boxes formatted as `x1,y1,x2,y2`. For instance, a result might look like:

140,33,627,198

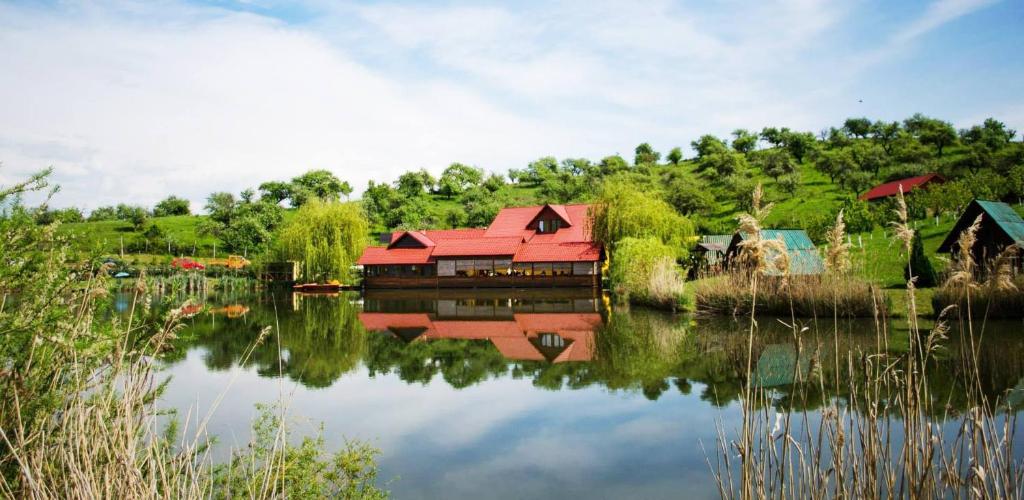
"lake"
131,289,1024,499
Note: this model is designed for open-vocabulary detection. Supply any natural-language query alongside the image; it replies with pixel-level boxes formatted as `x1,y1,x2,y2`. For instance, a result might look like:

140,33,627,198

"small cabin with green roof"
938,200,1024,268
724,229,824,276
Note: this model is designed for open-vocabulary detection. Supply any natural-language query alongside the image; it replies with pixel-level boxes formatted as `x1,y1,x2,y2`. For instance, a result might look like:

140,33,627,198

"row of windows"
365,261,596,278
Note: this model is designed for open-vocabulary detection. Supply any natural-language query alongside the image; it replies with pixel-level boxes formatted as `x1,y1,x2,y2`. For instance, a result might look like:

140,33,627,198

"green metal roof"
754,344,809,388
938,200,1024,253
736,229,824,275
976,200,1024,245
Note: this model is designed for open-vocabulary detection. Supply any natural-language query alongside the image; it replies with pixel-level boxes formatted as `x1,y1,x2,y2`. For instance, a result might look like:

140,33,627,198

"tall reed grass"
708,188,1023,498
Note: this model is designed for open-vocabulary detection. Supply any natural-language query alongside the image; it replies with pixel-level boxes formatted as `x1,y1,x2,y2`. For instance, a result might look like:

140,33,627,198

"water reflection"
148,290,1024,499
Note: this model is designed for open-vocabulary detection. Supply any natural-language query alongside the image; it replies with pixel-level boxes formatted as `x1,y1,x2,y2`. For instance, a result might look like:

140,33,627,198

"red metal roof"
359,204,601,265
431,237,523,257
859,173,944,201
356,247,433,265
513,242,601,263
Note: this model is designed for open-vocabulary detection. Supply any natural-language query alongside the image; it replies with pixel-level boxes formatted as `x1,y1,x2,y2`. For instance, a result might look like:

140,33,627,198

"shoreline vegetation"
1,174,388,498
709,188,1024,498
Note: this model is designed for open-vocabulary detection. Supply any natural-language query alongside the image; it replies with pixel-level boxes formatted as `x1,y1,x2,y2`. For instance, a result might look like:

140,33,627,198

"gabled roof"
696,235,732,252
388,231,435,248
729,229,824,275
937,199,1024,253
359,203,601,265
859,173,944,201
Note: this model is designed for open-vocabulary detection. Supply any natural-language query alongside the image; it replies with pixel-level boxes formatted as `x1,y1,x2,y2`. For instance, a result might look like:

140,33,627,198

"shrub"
590,177,695,259
904,232,938,287
609,237,687,310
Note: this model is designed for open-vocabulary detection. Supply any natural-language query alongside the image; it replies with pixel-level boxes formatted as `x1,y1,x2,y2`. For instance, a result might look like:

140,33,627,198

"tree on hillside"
961,118,1017,151
760,127,787,148
665,177,713,216
362,181,402,229
634,143,661,165
702,150,748,178
599,155,629,176
870,121,901,154
691,135,729,159
825,127,853,149
813,148,855,184
396,169,436,198
781,130,817,162
438,163,484,199
258,181,292,204
842,117,872,138
666,147,683,166
731,129,759,155
562,158,594,176
462,187,504,227
756,148,795,180
904,114,957,157
200,190,283,252
88,206,118,221
522,157,558,186
154,195,191,217
850,142,889,175
483,172,506,192
291,169,352,205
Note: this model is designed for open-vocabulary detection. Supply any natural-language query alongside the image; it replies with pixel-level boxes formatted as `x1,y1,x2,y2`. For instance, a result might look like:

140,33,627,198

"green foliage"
258,181,292,204
462,187,503,227
904,113,958,157
691,134,729,159
599,155,629,176
201,191,283,253
666,147,683,165
273,199,367,283
843,117,873,138
88,205,118,221
634,142,660,165
731,129,759,155
396,169,436,197
905,231,938,288
438,163,484,198
608,237,686,309
756,148,795,180
154,195,191,217
290,169,352,205
665,176,714,216
35,206,84,224
590,177,695,258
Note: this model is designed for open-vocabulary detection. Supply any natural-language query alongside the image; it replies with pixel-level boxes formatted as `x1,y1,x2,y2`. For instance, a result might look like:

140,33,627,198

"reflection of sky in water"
159,350,733,499
153,292,1024,500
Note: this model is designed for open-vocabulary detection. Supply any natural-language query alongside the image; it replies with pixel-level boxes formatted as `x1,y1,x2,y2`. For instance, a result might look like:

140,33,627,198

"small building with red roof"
357,203,604,288
859,173,945,202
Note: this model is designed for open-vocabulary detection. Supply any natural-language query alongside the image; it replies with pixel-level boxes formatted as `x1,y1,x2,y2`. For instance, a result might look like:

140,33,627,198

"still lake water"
128,289,1024,499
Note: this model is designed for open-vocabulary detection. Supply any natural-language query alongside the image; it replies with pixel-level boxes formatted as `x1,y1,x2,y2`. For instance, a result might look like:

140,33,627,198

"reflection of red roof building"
357,204,604,288
359,312,600,363
859,173,944,201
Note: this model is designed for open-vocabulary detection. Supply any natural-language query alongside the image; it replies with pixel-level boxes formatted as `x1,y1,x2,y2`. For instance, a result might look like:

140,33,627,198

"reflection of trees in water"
165,293,1024,409
167,292,366,388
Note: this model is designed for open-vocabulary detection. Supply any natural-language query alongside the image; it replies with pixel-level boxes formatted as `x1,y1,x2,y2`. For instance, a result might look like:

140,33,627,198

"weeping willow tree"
588,177,696,260
272,199,368,283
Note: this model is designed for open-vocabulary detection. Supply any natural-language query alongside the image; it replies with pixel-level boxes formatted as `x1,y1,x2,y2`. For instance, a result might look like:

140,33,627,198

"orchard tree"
756,148,795,180
904,114,957,157
691,135,729,159
842,117,872,138
634,143,661,165
523,157,558,185
154,195,191,217
813,148,855,184
869,121,901,153
760,127,787,148
88,206,118,221
291,169,352,204
731,129,759,155
599,155,629,176
850,142,889,175
781,130,817,162
666,147,683,166
396,169,436,198
438,163,484,199
258,181,292,204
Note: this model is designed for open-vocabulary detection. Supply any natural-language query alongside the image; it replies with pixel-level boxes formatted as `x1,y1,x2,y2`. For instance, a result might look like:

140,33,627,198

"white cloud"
0,0,1017,211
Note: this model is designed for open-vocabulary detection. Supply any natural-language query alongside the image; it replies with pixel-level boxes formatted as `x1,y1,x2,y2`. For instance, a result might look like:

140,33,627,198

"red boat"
171,257,206,270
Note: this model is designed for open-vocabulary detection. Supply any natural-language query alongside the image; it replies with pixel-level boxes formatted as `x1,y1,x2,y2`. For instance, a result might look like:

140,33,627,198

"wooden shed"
690,235,732,278
937,200,1024,269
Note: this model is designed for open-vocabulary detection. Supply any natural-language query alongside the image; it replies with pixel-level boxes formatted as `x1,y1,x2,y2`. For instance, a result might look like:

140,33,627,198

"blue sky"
0,0,1022,210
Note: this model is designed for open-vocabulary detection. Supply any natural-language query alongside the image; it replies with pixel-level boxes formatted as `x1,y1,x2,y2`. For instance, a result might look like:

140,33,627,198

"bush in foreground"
609,236,688,311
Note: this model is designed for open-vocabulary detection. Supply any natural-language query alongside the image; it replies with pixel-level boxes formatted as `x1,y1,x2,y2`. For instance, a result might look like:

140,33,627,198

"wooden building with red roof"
859,173,945,202
357,203,604,288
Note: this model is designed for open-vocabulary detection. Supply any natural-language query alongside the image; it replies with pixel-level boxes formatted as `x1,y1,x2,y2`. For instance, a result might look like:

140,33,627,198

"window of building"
456,260,475,277
539,333,565,347
494,259,512,276
552,263,571,276
438,260,456,276
475,259,494,277
513,263,532,276
537,219,561,234
572,262,595,275
533,263,552,276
